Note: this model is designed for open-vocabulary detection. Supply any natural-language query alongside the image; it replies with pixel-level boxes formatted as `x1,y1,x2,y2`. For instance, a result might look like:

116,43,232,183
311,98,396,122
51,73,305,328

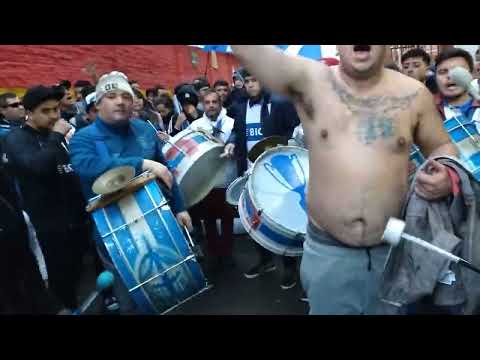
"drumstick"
73,271,115,315
383,218,480,275
146,120,188,156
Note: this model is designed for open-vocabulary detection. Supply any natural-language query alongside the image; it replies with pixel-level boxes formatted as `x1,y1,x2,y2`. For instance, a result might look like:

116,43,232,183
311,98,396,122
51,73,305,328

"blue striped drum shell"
89,177,209,314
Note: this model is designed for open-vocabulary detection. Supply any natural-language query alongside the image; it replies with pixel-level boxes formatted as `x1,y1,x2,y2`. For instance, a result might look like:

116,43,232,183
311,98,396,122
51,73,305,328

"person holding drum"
231,45,459,314
70,71,193,314
173,85,204,136
186,89,237,271
223,68,302,290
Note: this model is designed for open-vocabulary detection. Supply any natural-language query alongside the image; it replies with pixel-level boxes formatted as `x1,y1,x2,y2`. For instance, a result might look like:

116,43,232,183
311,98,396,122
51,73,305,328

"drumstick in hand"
146,120,187,156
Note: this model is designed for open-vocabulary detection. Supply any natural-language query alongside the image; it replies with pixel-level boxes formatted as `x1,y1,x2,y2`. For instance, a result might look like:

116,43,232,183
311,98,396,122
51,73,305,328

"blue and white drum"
444,117,480,181
89,173,210,314
238,146,309,257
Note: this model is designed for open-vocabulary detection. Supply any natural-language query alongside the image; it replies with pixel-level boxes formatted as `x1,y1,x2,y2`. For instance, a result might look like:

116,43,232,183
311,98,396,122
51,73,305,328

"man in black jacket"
224,68,301,290
4,85,89,311
0,168,68,314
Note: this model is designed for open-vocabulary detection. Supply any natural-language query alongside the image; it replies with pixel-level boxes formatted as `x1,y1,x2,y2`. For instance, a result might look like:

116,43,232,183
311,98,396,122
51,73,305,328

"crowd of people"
1,45,479,315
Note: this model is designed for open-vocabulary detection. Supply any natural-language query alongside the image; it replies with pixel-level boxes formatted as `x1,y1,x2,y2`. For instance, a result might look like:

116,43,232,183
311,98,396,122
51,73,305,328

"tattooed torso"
328,72,419,146
292,66,425,247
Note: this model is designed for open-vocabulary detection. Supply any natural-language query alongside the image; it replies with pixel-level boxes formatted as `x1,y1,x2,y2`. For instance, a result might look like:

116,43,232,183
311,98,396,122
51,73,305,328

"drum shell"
89,178,208,314
239,146,309,257
162,129,226,207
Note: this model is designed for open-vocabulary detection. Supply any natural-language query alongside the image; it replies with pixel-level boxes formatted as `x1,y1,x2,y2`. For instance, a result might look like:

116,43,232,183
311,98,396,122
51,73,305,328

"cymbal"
248,136,287,163
92,166,136,195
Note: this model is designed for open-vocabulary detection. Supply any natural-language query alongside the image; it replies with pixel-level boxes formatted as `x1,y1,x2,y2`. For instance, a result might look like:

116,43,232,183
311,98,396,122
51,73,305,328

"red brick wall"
0,45,240,91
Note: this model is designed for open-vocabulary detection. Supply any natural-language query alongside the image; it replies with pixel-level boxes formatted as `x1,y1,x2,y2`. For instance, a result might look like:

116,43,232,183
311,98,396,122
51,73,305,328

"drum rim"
246,145,308,237
162,129,222,159
162,130,225,207
226,174,249,206
238,191,303,257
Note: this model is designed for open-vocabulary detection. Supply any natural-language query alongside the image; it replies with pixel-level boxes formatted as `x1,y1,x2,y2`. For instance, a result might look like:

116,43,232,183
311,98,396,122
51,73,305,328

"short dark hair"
153,94,174,110
236,68,251,80
435,48,474,72
146,88,156,98
193,77,210,91
202,89,220,101
0,93,18,108
74,80,92,88
53,85,67,99
58,80,71,89
174,82,193,95
129,80,139,85
133,88,145,100
213,80,229,88
401,48,431,66
22,85,64,111
80,85,95,100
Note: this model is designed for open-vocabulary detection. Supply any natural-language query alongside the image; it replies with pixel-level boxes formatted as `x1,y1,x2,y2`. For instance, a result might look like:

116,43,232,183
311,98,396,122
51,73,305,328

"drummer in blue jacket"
70,71,193,314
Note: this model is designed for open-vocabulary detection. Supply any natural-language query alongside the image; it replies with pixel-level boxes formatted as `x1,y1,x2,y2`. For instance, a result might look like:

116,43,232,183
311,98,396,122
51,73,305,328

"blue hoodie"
69,116,186,214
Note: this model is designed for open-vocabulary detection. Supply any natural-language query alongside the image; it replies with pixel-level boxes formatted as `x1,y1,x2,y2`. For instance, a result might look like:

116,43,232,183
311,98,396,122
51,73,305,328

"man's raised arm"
231,45,316,97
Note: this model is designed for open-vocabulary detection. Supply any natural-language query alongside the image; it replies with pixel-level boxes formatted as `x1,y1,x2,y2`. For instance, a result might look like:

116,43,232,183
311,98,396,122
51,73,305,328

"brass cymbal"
92,166,136,195
248,136,287,163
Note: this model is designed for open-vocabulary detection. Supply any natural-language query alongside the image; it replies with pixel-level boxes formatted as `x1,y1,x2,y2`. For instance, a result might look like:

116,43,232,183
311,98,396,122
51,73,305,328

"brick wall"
0,45,240,93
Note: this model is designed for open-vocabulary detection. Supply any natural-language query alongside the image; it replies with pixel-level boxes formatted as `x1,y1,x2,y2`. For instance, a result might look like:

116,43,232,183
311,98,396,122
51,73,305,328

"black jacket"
227,91,300,176
0,191,62,314
4,125,87,232
0,118,23,206
228,87,248,107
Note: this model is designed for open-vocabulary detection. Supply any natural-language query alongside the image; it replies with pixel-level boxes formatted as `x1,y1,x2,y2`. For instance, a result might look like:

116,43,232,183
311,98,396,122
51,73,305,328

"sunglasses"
3,102,22,108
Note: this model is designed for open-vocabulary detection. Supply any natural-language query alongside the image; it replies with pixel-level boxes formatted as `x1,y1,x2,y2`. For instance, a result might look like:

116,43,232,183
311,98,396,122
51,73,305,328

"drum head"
226,175,248,206
248,146,309,235
180,146,227,208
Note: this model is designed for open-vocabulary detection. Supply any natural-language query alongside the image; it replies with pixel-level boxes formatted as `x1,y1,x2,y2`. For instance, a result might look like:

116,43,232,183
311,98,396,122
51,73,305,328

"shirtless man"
231,45,458,314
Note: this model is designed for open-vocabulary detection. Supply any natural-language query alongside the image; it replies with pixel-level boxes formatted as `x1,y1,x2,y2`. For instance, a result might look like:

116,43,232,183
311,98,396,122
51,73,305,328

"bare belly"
308,143,409,247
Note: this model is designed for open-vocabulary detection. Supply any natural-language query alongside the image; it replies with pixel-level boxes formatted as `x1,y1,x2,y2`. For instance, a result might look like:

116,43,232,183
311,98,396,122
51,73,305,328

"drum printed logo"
136,235,194,309
264,154,307,211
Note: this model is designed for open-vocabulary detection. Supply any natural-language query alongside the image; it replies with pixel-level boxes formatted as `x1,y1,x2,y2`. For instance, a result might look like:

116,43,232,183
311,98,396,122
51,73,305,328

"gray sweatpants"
300,222,390,315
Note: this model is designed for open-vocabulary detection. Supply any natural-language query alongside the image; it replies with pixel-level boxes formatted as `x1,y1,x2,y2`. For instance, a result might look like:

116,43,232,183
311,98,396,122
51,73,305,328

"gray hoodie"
377,156,480,315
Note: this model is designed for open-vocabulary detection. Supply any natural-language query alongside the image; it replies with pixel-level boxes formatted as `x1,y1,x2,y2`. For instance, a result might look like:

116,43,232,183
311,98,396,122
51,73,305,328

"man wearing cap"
3,85,89,312
193,77,211,112
223,68,301,291
228,71,248,108
69,88,97,130
173,84,204,136
70,71,193,313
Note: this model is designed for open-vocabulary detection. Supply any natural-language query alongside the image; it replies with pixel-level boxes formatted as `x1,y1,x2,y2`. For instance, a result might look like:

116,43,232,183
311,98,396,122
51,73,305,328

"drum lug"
251,209,263,229
294,233,305,243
